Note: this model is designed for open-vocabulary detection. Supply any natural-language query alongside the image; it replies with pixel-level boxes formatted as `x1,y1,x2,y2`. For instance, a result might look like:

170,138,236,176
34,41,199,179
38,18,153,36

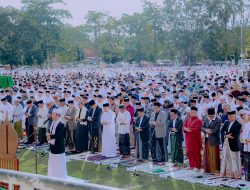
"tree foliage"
0,0,249,66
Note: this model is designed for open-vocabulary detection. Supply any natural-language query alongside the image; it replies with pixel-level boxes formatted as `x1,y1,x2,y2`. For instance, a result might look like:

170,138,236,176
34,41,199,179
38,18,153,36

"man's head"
78,101,84,109
59,99,65,107
108,97,115,105
124,98,130,107
103,103,110,112
170,109,178,120
52,109,61,121
222,104,230,113
1,97,7,105
207,107,215,120
190,99,196,107
189,106,198,118
137,107,145,117
14,99,20,106
153,102,161,113
68,100,74,108
220,96,226,104
47,98,55,108
89,100,96,109
37,100,44,108
203,95,210,103
97,95,103,103
228,110,236,122
26,99,33,108
239,110,247,120
119,104,125,113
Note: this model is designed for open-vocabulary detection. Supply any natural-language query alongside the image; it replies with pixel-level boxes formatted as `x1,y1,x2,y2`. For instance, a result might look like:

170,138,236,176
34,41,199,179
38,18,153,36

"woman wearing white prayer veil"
47,108,67,179
101,103,117,157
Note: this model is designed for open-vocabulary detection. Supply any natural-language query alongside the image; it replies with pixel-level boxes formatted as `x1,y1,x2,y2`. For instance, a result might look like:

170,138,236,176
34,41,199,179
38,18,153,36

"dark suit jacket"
26,105,38,126
221,120,242,152
135,115,150,142
88,106,102,129
50,122,65,154
168,116,184,145
202,116,222,146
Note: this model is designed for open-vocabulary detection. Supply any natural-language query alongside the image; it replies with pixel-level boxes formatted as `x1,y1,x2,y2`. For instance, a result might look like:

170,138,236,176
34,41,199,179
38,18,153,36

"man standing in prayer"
116,104,131,158
0,96,14,122
58,98,68,126
47,98,58,126
88,100,102,153
47,109,67,179
75,100,88,153
220,110,242,179
101,103,117,158
168,109,184,167
37,100,48,146
24,100,38,144
149,102,167,163
124,98,135,148
65,100,77,150
134,107,150,162
13,99,24,140
183,106,202,171
202,107,221,174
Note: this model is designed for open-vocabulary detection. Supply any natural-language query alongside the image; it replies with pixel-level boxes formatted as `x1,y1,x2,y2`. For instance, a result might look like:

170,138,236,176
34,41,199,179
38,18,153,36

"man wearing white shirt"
13,99,24,139
37,100,48,146
116,104,131,158
0,97,14,122
58,99,68,125
101,103,117,158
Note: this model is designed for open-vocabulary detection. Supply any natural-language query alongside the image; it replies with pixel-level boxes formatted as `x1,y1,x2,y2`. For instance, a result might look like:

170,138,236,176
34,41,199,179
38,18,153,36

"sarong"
14,121,23,139
220,139,241,178
170,133,183,164
204,138,220,173
119,133,130,155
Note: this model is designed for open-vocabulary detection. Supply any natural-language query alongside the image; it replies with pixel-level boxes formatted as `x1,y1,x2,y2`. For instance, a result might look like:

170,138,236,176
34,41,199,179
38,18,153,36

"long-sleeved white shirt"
0,102,14,122
116,110,131,134
37,107,48,128
242,122,250,152
13,104,24,122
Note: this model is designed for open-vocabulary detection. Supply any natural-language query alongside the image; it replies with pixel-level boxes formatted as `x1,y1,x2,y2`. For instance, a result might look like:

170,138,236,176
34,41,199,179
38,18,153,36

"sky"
0,0,163,26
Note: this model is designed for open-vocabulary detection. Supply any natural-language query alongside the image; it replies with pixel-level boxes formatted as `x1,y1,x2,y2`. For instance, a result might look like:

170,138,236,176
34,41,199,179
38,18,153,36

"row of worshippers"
0,68,249,180
7,93,249,181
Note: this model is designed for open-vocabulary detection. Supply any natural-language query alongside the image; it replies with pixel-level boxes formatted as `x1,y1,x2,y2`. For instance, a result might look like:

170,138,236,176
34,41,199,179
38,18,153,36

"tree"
85,11,107,63
20,0,71,67
0,7,21,65
143,1,164,63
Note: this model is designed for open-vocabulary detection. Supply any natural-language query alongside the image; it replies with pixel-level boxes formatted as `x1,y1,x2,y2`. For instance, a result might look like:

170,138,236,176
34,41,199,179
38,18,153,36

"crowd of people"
0,65,249,180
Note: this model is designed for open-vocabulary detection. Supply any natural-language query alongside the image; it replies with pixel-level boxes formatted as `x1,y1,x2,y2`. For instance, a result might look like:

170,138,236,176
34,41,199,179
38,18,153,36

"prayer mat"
127,162,179,175
67,152,91,161
87,154,108,161
94,156,121,166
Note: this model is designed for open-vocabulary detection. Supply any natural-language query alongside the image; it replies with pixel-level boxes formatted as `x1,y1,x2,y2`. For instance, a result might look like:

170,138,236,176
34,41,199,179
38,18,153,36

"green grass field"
18,150,235,190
